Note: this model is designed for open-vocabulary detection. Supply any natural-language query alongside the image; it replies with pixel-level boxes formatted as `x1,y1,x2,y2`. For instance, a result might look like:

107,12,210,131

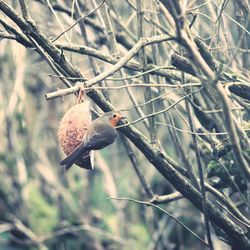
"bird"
60,112,125,171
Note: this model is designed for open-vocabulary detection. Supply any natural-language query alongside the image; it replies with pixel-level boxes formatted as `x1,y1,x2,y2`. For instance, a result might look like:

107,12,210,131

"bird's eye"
112,114,117,118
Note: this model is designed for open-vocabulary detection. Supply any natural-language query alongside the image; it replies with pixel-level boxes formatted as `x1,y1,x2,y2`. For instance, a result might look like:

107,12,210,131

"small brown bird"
60,112,125,171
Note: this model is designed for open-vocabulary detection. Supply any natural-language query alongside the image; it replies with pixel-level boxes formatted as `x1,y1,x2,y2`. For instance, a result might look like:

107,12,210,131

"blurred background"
0,0,249,249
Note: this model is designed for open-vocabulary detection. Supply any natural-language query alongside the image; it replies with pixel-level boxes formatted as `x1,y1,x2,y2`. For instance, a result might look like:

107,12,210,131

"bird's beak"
120,116,126,119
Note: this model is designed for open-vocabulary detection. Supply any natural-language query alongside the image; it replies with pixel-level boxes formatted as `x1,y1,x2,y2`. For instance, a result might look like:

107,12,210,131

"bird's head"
100,112,126,127
109,112,126,127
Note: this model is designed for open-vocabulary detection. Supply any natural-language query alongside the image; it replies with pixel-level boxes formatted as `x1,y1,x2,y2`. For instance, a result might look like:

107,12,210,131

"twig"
107,66,174,80
168,103,201,190
46,0,70,42
13,218,48,250
165,2,215,247
18,0,30,19
150,192,183,204
99,0,118,54
0,17,31,46
121,134,154,199
125,0,173,35
45,35,174,99
28,36,72,88
109,197,209,247
45,82,201,100
74,0,108,99
86,35,173,87
205,184,250,226
216,201,250,228
40,224,126,245
217,158,250,210
0,31,16,39
52,0,106,42
56,42,195,81
214,82,250,179
0,223,13,233
185,95,214,249
136,0,157,145
117,89,201,128
156,122,228,136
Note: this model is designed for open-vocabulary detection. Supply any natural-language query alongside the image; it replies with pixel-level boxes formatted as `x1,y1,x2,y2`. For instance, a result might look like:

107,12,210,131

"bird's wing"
83,123,117,150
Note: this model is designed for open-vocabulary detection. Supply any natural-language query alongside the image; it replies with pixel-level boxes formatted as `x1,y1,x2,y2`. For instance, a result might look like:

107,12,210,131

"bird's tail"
60,145,86,171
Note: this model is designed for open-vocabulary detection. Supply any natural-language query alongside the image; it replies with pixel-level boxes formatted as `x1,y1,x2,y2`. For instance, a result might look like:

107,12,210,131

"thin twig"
121,134,154,199
205,184,250,226
214,82,250,179
86,35,173,87
56,42,196,81
137,0,157,144
150,192,184,204
27,37,72,88
46,0,70,42
156,122,228,136
109,197,209,247
45,82,201,100
186,97,214,249
18,0,30,19
117,89,201,128
216,201,250,228
52,0,106,42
